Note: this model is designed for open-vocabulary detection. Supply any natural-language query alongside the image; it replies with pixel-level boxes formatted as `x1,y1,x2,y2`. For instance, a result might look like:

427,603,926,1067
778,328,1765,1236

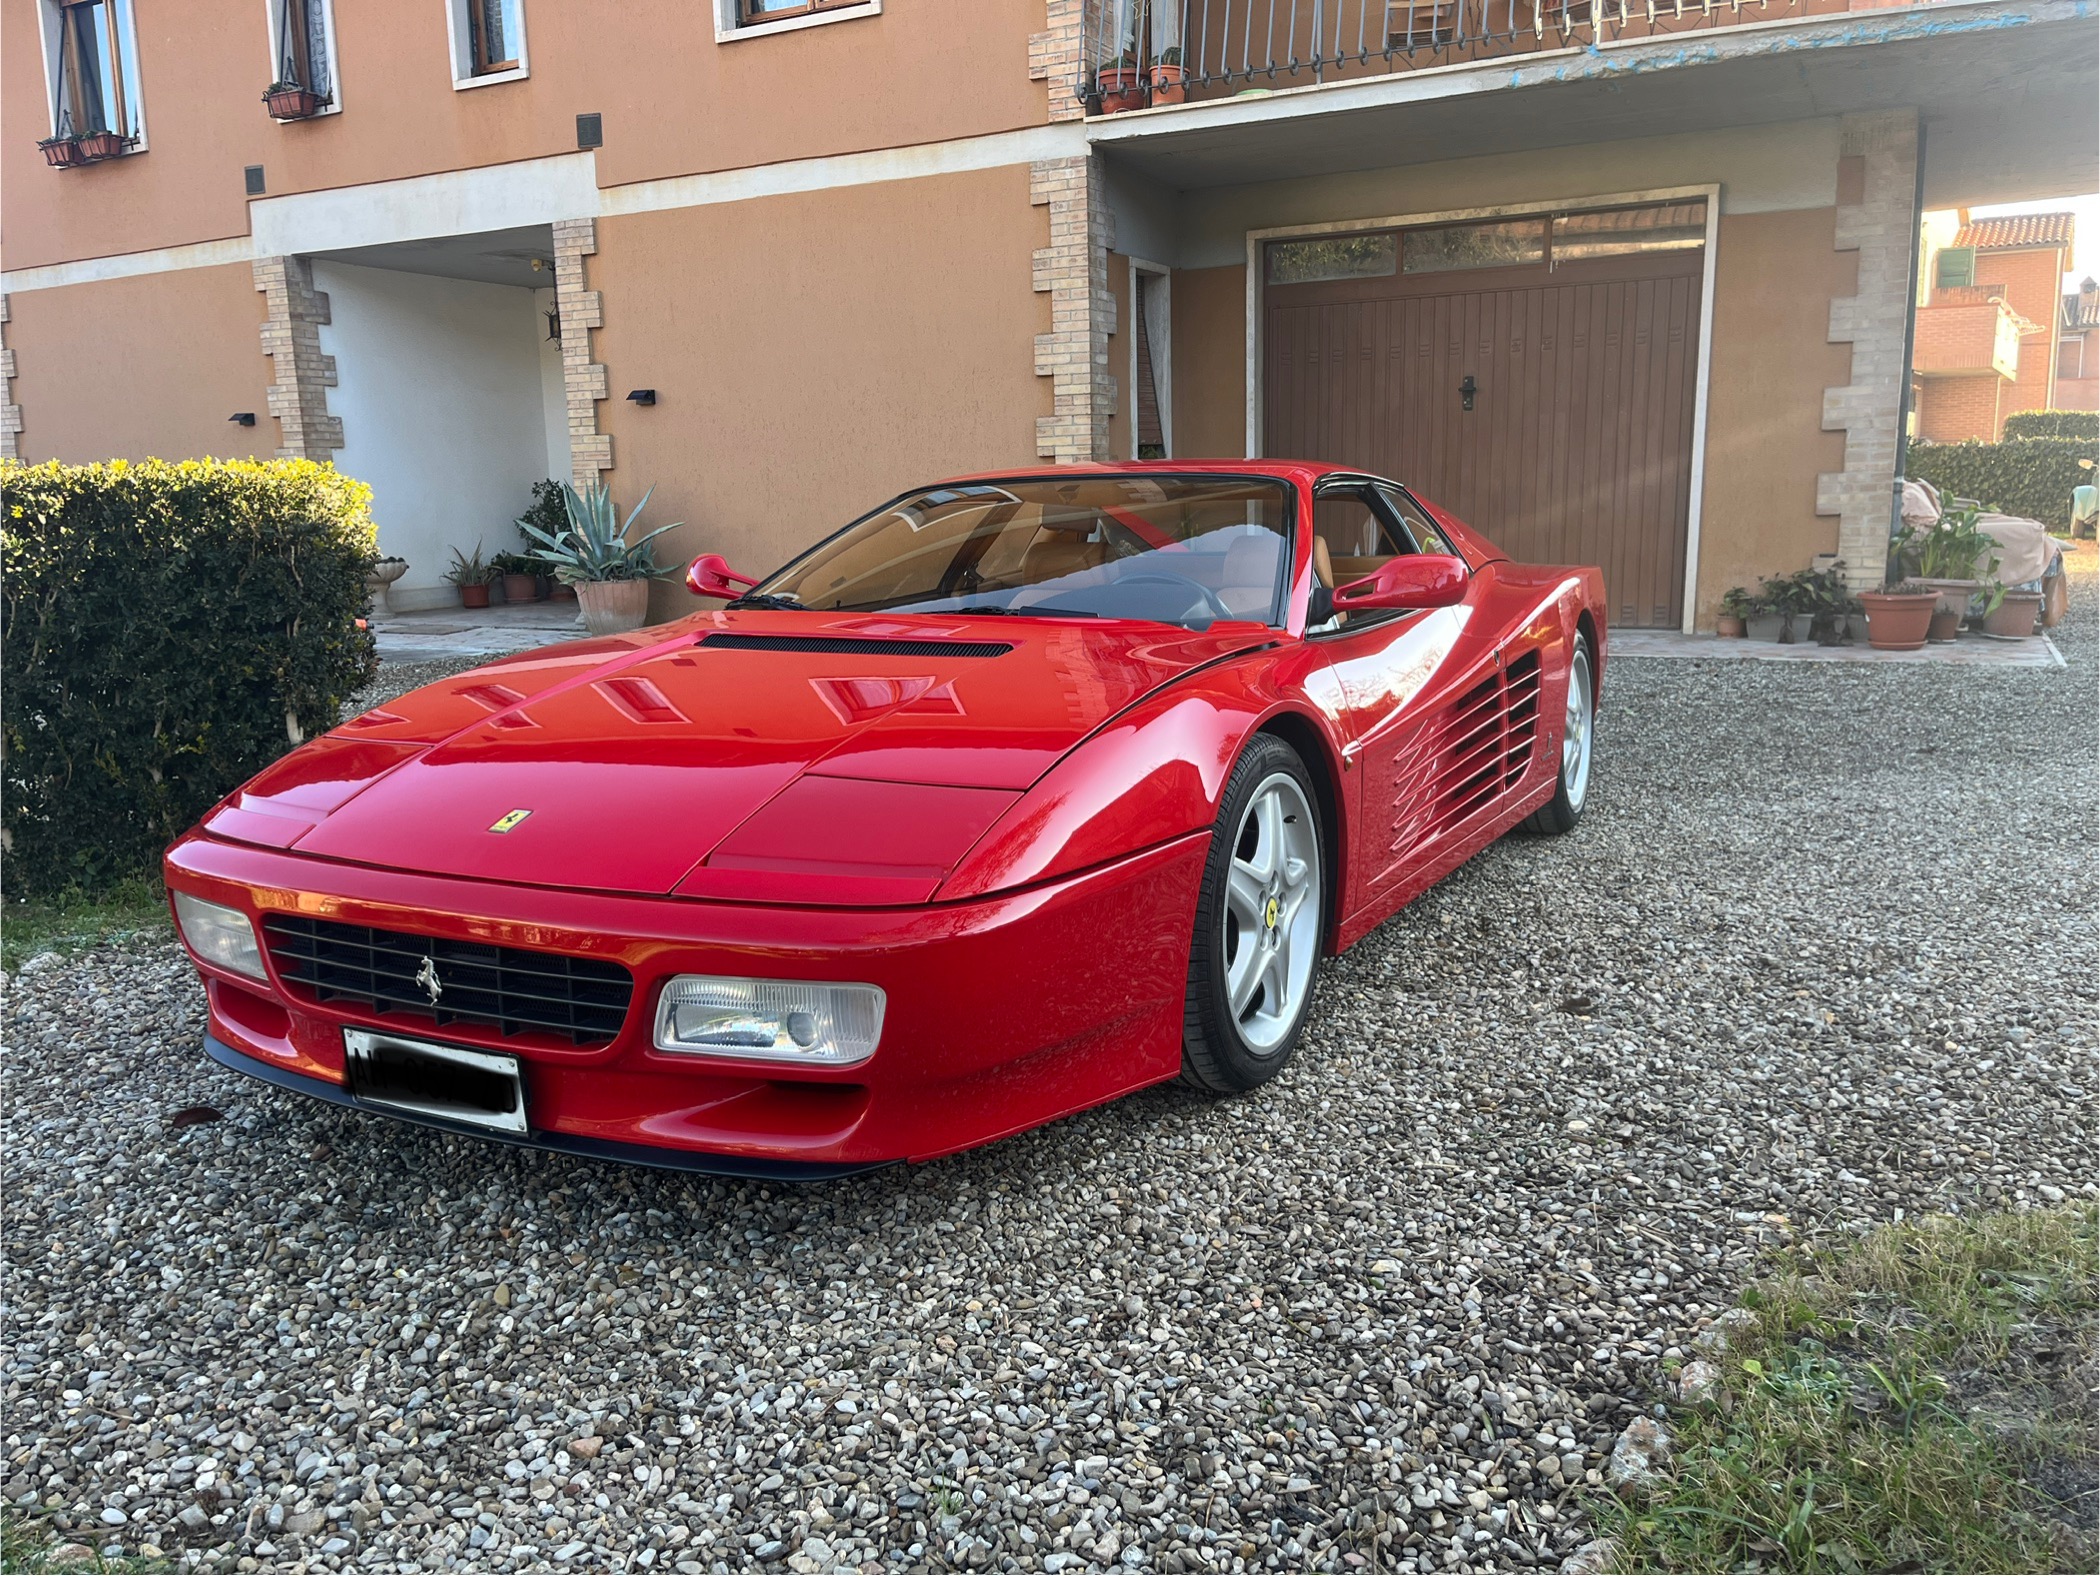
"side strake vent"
1380,649,1544,855
698,633,1013,658
1503,652,1541,785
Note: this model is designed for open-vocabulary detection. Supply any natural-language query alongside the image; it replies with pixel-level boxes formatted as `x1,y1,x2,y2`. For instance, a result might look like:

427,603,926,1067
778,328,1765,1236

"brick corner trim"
254,255,344,460
553,217,613,485
1029,0,1086,124
1031,155,1117,464
0,295,21,461
1816,109,1920,591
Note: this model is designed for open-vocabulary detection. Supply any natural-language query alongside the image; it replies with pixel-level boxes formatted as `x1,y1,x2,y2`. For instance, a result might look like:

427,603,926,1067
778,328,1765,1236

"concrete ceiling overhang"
1085,0,2098,205
312,224,557,289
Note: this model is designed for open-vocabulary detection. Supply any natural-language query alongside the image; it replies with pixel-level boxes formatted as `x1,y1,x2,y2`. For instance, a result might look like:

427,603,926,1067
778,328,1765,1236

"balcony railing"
1076,0,1874,113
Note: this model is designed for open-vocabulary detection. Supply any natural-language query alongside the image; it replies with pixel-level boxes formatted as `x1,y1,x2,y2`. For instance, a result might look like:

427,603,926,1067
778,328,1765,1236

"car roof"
935,459,1361,489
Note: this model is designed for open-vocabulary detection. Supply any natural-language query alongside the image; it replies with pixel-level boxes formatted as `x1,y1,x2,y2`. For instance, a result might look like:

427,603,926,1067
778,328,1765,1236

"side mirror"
686,552,760,600
1331,554,1469,612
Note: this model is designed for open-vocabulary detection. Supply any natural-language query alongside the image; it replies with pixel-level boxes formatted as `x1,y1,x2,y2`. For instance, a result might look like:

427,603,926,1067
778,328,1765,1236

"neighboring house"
1913,209,2079,440
2059,278,2100,413
1,0,2095,630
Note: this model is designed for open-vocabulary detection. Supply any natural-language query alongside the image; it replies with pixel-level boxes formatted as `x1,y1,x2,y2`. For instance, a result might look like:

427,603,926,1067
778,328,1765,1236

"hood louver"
697,633,1014,658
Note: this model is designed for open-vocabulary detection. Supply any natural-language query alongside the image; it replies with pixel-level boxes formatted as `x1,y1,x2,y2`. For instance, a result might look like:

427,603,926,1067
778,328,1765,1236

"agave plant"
518,481,682,584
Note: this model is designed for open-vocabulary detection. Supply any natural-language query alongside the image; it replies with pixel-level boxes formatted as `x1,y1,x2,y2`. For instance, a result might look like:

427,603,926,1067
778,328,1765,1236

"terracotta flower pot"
265,85,326,119
501,572,540,604
1980,590,2043,637
1147,63,1187,104
577,579,652,636
39,136,86,168
1096,66,1147,113
459,583,492,609
1856,591,1937,651
77,130,133,161
1715,614,1746,638
1927,606,1963,643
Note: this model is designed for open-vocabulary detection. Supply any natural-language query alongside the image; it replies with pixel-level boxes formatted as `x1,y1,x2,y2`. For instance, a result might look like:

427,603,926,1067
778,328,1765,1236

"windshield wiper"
724,592,805,611
945,602,1103,619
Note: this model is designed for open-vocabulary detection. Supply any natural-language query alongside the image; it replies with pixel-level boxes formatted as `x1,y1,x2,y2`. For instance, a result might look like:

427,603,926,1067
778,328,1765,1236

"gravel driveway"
7,556,2094,1574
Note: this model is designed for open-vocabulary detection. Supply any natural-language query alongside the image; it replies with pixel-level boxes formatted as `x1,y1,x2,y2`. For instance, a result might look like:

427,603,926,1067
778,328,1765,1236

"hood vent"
698,633,1013,658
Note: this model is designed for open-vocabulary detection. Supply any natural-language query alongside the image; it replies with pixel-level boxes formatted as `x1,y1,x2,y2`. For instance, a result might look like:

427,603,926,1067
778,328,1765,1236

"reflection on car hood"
209,610,1273,897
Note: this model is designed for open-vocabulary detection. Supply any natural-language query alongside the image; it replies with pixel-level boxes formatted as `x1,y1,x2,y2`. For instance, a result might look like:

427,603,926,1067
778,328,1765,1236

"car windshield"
749,475,1296,628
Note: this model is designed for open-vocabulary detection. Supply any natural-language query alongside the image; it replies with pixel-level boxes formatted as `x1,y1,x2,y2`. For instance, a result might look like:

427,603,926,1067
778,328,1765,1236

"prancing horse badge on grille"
488,809,532,833
414,955,443,1005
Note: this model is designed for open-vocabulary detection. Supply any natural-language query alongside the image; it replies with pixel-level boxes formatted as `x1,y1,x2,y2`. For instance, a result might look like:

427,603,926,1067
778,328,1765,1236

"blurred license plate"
343,1029,527,1135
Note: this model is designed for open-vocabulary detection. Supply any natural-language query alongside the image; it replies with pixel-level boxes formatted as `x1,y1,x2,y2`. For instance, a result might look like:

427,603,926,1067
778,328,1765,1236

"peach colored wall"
578,166,1047,619
1693,207,1852,622
1973,248,2066,419
1171,265,1246,460
7,263,274,463
3,0,1045,271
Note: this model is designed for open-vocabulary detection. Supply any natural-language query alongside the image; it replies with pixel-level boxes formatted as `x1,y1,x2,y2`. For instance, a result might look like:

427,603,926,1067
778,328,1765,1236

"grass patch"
0,1512,166,1572
1,872,169,972
1604,1205,2098,1573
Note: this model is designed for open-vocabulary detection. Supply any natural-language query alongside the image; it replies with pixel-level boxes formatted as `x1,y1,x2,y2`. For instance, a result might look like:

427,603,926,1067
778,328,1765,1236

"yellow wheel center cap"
1264,896,1280,931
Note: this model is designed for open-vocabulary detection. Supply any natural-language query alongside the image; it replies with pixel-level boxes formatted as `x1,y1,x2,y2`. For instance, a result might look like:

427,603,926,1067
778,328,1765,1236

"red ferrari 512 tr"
165,462,1604,1178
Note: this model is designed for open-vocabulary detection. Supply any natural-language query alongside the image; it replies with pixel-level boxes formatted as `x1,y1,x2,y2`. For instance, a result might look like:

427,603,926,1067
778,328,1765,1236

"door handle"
1460,374,1477,412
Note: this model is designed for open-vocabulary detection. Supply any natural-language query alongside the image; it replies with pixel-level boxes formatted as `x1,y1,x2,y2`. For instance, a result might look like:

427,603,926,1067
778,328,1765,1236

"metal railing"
1075,0,1855,112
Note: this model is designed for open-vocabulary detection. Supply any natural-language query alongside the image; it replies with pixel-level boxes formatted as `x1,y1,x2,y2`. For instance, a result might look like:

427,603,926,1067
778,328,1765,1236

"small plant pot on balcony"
1096,64,1148,113
1980,589,2044,638
577,579,652,636
500,572,540,604
76,130,135,161
459,582,492,610
38,135,87,168
1856,590,1938,651
264,84,329,120
1147,63,1187,104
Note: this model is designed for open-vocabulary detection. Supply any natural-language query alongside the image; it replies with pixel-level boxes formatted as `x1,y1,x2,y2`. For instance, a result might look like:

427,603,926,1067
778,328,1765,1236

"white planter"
576,579,652,636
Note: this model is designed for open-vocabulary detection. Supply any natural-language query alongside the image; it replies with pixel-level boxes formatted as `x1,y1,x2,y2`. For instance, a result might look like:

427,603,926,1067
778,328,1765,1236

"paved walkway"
371,598,588,664
1612,627,2065,666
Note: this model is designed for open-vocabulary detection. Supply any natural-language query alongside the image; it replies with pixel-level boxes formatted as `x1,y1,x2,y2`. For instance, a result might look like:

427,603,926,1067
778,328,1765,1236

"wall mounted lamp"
626,389,656,406
229,412,257,426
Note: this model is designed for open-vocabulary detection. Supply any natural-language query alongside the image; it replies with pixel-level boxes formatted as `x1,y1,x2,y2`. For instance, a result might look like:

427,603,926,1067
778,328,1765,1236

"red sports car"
165,462,1604,1178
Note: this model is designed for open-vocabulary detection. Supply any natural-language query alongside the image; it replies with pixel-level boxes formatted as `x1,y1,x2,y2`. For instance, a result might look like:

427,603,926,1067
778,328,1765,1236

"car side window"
1374,484,1456,557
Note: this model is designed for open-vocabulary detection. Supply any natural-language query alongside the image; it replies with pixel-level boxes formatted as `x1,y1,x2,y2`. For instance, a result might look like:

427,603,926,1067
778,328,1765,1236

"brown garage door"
1264,203,1705,628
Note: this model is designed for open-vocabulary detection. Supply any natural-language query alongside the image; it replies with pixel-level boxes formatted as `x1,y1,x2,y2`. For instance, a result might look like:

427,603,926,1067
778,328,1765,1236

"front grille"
262,916,633,1047
698,633,1013,658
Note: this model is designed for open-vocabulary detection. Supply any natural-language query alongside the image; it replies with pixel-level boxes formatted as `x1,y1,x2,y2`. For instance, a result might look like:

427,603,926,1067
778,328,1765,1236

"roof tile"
1952,212,2076,251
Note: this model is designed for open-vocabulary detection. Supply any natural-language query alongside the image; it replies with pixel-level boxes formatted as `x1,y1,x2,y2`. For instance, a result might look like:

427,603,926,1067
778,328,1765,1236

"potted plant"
1796,562,1858,647
1979,580,2044,638
364,555,409,617
1752,571,1808,643
445,542,497,609
1097,52,1148,114
264,81,329,119
516,479,576,600
518,481,682,636
1148,45,1187,105
38,128,86,168
1715,586,1755,638
76,129,136,161
1892,505,2000,641
1855,582,1939,651
490,552,543,605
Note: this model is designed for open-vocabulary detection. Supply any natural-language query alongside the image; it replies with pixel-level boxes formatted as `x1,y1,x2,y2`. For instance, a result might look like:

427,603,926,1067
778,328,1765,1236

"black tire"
1524,629,1596,836
1181,734,1324,1093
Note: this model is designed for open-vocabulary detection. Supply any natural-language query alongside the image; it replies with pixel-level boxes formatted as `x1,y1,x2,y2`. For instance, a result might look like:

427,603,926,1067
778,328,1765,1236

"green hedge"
2001,409,2100,442
1904,436,2092,529
3,459,378,896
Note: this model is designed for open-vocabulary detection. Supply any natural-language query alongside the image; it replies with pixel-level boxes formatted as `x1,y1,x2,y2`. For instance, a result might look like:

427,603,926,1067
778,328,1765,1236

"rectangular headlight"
172,891,268,982
654,976,884,1067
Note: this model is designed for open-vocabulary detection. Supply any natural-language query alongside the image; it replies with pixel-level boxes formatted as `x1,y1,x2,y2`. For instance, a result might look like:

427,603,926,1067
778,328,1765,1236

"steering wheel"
1091,569,1236,622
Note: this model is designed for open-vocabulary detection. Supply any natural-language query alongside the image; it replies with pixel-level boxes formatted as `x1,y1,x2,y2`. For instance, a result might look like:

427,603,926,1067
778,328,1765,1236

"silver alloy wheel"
1221,773,1321,1054
1563,641,1594,814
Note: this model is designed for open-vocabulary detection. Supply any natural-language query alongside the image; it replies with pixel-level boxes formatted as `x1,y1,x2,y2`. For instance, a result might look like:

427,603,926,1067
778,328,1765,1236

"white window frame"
443,0,529,90
1128,256,1172,459
263,0,343,116
714,0,880,45
36,0,149,151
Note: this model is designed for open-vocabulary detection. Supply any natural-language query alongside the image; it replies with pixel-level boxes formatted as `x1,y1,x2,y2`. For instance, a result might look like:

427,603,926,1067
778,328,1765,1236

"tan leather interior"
1310,535,1334,589
1023,534,1105,584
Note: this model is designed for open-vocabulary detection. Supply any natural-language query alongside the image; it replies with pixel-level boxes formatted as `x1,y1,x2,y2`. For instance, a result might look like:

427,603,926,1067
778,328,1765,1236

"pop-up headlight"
653,976,884,1067
171,892,268,982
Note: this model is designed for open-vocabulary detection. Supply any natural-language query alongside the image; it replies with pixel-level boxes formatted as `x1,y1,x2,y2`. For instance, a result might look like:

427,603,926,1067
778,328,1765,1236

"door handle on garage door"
1459,374,1477,412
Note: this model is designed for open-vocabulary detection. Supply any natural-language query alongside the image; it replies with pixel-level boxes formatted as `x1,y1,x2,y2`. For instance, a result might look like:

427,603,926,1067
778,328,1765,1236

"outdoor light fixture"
653,976,884,1067
626,389,656,406
229,412,256,426
544,307,561,342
